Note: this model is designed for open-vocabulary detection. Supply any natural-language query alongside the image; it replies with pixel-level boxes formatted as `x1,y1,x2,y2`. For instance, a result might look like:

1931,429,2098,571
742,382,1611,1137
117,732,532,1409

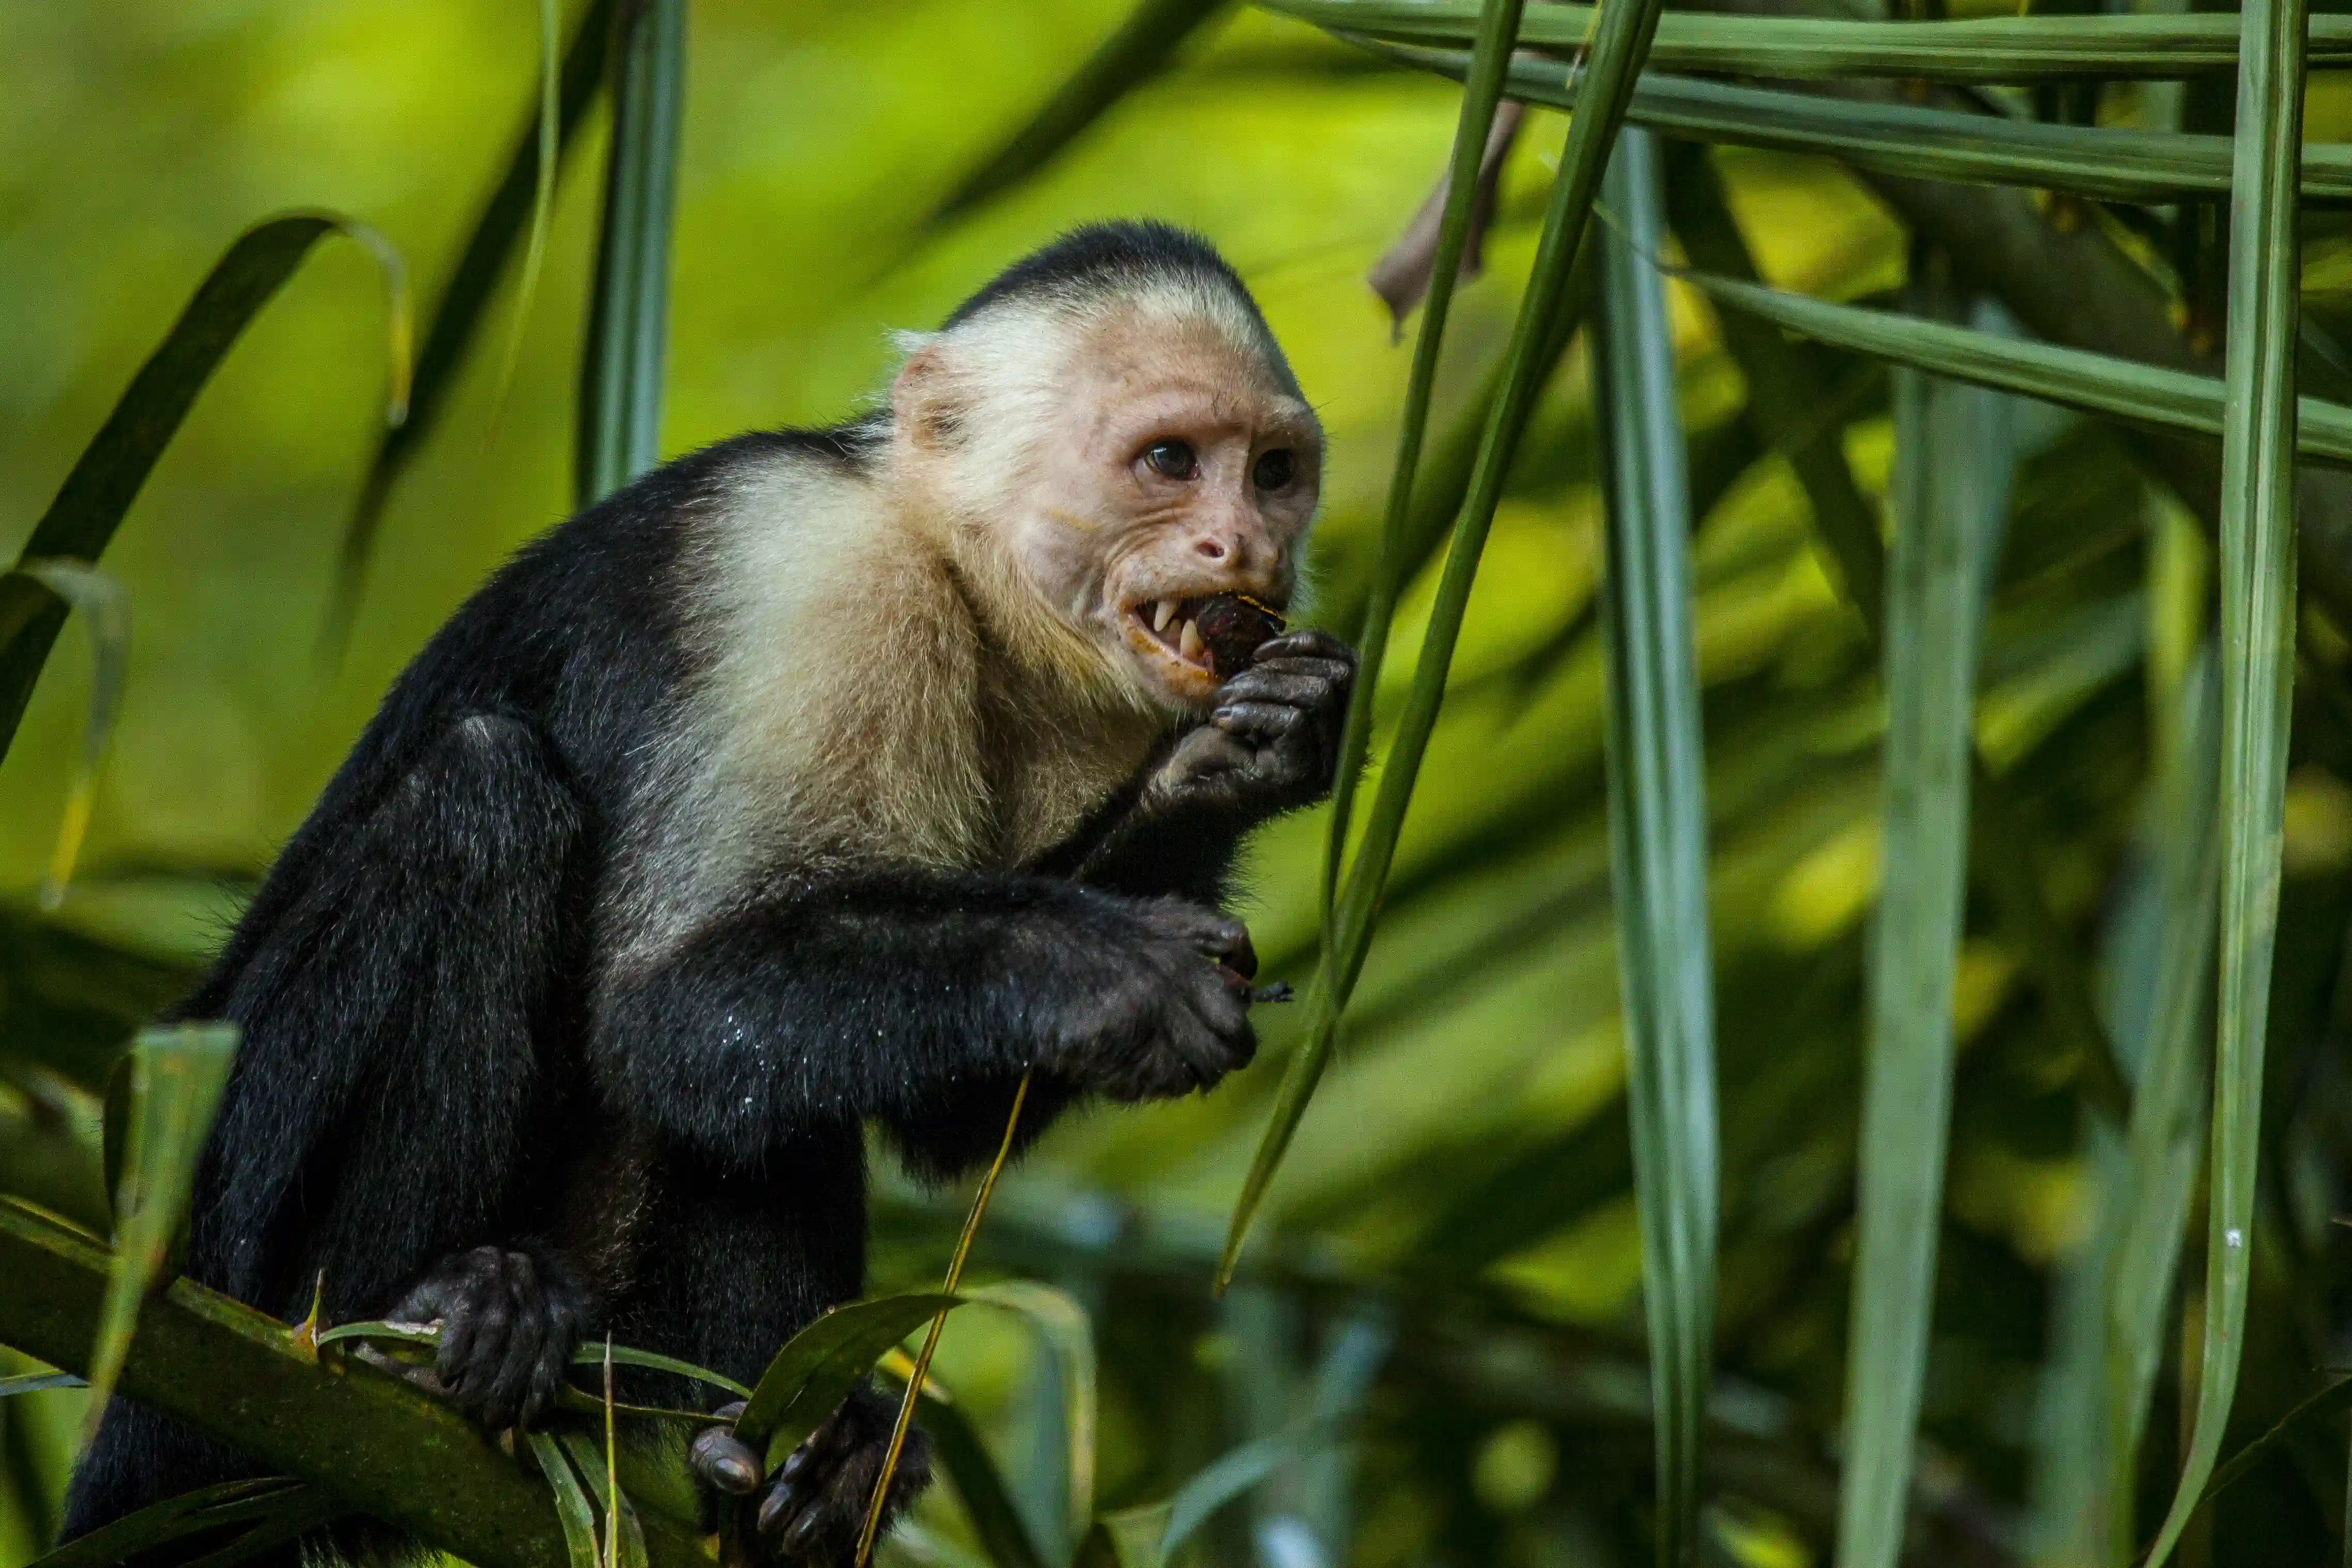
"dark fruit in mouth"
1195,593,1285,677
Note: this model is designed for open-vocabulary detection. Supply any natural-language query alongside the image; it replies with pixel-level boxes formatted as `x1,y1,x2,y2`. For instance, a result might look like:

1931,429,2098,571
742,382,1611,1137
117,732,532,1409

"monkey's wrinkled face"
1027,312,1322,711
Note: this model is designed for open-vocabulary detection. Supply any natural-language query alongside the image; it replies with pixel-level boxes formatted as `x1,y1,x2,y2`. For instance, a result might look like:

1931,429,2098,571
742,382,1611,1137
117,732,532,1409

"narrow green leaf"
174,1499,345,1568
1836,261,2006,1568
322,0,613,656
85,1023,240,1437
557,1430,648,1568
576,0,685,505
1590,126,1717,1568
528,1431,605,1568
1374,43,2352,204
0,1369,87,1397
485,0,565,427
2102,653,2220,1563
311,1319,440,1352
909,1393,1051,1568
1675,271,2352,467
931,0,1228,223
1318,0,1527,949
572,1343,754,1401
731,1292,962,1464
0,213,410,763
23,1480,323,1568
2192,1374,2352,1518
8,561,129,911
1222,0,1669,1284
1262,0,2352,77
2142,0,2308,1557
964,1281,1097,1543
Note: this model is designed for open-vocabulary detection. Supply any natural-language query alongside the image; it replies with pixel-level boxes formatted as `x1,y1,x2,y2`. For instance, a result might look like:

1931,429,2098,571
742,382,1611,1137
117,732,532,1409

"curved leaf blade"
2141,0,2308,1556
8,561,130,911
84,1023,240,1436
1675,271,2352,466
1834,274,2009,1568
0,213,409,764
1377,44,2352,203
1590,126,1718,1568
576,0,685,505
1264,0,2352,78
1316,0,1528,944
732,1293,963,1464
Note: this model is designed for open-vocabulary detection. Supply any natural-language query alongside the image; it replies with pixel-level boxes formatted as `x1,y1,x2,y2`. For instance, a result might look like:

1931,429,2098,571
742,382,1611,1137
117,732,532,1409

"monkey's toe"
390,1245,583,1433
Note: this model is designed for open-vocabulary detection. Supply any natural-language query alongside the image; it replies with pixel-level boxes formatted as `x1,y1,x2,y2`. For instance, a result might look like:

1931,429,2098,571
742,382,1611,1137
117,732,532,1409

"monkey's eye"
1142,439,1199,481
1253,448,1295,492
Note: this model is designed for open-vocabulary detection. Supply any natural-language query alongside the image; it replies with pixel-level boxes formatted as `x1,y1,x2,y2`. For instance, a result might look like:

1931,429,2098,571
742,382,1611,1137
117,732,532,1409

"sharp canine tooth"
1153,599,1177,633
1179,619,1204,662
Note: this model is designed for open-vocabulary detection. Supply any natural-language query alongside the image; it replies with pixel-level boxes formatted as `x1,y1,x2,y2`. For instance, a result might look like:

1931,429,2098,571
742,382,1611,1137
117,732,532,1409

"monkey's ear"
891,340,965,450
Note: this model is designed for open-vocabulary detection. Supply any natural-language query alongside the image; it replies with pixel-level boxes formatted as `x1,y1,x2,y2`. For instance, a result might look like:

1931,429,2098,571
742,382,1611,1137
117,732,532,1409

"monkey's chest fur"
610,479,1162,974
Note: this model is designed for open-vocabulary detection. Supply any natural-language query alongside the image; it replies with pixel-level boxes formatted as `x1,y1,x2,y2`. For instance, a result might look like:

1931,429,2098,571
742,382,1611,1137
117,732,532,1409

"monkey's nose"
1194,537,1230,561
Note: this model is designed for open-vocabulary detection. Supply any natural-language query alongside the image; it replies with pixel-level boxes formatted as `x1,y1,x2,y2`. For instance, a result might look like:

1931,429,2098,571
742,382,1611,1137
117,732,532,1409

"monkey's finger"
1167,1006,1257,1083
526,1292,582,1420
1210,701,1310,745
689,1428,763,1495
487,1276,550,1430
781,1497,834,1557
1213,667,1345,712
756,1464,823,1540
1252,629,1355,667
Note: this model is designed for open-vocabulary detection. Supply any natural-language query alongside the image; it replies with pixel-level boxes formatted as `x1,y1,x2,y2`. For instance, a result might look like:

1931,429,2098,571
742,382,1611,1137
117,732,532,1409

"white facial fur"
890,281,1322,713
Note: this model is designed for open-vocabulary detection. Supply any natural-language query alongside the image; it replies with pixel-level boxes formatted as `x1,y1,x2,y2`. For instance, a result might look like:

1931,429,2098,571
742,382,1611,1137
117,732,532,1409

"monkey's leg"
67,715,585,1543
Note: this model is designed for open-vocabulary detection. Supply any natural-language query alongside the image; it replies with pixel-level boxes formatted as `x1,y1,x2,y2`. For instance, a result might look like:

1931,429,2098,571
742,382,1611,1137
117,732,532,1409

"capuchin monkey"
61,222,1353,1566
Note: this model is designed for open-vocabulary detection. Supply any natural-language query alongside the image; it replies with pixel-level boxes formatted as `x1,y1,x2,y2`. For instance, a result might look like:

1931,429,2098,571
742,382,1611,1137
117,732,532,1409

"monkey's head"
889,221,1322,714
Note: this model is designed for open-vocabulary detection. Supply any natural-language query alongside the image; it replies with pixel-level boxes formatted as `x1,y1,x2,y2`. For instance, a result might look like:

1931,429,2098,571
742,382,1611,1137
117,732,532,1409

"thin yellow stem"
603,1335,618,1568
853,1071,1032,1567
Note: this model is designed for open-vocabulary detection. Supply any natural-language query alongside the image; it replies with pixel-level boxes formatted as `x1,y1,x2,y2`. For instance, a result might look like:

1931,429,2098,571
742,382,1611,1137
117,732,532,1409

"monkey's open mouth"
1130,596,1221,673
1124,592,1287,683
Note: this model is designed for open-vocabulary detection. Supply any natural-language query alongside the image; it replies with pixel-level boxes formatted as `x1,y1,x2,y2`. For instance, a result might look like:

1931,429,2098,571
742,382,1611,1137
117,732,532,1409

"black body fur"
62,224,1349,1565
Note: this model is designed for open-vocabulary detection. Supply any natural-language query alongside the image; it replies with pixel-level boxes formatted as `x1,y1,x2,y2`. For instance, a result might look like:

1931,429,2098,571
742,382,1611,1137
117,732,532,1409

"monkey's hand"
690,1388,929,1566
1151,629,1355,819
1031,896,1258,1101
387,1245,584,1433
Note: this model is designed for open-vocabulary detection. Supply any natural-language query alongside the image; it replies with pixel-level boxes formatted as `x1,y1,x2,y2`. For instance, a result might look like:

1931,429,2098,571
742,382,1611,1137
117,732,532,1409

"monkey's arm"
1040,629,1356,902
592,873,1257,1171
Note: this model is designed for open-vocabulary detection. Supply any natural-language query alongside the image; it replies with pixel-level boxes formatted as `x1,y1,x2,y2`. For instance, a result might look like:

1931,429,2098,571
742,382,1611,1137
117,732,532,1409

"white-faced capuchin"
61,221,1354,1566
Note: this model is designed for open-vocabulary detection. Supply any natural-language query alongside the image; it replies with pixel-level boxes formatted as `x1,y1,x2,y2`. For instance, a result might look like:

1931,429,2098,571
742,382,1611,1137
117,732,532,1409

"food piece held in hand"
1195,592,1287,677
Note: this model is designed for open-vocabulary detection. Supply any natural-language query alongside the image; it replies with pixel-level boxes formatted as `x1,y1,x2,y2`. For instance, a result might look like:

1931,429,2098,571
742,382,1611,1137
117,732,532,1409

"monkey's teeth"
1178,618,1205,663
1153,599,1178,633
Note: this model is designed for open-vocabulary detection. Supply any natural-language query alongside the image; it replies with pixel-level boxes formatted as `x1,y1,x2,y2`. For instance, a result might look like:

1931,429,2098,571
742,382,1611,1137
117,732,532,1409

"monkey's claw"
722,1389,928,1566
387,1245,583,1434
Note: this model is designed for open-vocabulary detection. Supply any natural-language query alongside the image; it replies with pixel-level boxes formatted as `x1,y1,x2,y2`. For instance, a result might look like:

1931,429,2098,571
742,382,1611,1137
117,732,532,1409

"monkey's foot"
692,1390,929,1566
387,1245,584,1433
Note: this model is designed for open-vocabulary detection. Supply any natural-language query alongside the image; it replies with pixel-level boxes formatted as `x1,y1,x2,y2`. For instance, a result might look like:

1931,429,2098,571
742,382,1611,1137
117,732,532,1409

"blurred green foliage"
13,2,2352,1565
